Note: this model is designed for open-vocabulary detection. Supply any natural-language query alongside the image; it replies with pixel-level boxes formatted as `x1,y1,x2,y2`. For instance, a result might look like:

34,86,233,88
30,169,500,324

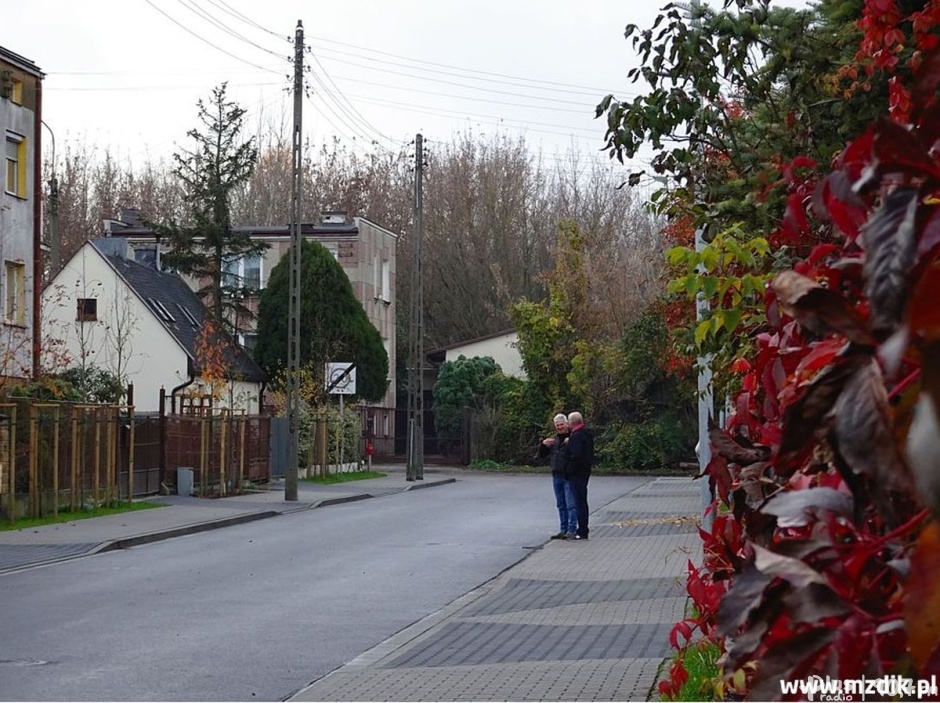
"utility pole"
286,19,304,502
406,133,425,481
689,0,713,528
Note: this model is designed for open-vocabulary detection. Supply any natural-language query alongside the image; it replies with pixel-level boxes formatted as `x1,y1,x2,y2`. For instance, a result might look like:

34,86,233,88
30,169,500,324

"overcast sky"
5,0,808,173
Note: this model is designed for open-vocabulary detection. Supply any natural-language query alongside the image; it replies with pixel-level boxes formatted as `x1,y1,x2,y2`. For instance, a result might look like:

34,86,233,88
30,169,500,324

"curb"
0,476,459,575
93,509,281,553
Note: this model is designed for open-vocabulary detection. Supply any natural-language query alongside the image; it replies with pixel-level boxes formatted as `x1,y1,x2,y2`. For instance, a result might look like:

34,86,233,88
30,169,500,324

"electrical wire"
305,51,395,148
307,33,630,96
175,0,288,60
141,0,283,75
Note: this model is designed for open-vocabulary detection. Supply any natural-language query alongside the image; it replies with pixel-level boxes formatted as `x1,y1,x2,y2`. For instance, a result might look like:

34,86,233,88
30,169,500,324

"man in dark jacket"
565,411,594,540
537,413,576,539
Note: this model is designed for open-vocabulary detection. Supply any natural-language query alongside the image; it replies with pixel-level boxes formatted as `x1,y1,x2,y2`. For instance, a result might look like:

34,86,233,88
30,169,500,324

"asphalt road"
0,473,648,702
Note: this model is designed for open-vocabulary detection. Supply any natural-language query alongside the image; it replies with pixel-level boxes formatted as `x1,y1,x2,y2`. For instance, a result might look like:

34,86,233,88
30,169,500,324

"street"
0,473,647,702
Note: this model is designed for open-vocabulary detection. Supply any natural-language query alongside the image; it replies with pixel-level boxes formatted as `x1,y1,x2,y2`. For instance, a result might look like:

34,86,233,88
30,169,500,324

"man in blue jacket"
565,411,594,540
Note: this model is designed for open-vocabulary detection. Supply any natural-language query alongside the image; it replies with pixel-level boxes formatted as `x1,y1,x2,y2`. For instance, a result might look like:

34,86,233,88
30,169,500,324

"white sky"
5,0,809,173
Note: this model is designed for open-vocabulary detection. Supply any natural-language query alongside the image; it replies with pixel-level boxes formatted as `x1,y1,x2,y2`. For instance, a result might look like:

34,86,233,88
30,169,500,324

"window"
76,298,98,322
238,332,258,355
4,261,25,325
146,297,176,324
176,303,200,329
222,253,263,292
372,254,380,298
11,79,22,105
381,260,390,303
5,133,26,198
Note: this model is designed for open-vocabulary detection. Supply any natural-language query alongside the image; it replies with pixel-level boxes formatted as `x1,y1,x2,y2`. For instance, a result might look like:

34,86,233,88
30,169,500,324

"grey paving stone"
383,621,673,667
464,577,683,616
296,659,665,702
470,596,689,627
0,543,98,571
590,522,697,538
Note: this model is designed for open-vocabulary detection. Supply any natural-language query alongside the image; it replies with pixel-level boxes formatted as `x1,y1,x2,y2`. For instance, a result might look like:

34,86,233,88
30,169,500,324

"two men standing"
539,411,594,541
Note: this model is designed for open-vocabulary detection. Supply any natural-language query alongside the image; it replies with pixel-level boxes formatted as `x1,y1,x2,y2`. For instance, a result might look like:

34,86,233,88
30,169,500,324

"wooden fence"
0,398,271,523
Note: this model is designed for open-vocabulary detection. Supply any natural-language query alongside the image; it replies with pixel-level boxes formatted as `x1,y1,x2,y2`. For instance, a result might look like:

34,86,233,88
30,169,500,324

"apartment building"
0,46,43,382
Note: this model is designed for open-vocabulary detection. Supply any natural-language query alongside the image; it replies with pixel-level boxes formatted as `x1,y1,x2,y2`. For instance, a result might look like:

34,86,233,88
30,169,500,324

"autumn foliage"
649,3,940,700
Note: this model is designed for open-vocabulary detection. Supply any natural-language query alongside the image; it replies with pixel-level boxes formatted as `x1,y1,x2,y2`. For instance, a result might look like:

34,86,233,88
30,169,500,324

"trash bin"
177,467,194,496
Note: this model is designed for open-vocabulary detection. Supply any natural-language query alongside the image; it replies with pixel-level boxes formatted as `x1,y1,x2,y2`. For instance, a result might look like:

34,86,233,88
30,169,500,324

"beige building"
103,210,398,408
0,46,43,382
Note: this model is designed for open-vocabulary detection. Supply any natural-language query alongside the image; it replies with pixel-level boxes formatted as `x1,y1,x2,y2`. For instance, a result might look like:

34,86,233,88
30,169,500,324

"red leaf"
772,271,873,346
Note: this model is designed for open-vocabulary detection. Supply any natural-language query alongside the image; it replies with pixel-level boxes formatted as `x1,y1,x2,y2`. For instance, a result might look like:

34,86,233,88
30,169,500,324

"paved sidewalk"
288,476,702,702
0,465,455,574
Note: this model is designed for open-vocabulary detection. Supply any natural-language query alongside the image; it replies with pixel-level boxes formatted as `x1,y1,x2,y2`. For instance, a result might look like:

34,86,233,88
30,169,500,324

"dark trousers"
568,475,590,538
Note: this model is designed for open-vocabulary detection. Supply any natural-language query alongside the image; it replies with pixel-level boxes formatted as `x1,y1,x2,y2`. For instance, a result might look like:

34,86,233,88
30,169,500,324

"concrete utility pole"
286,19,304,502
406,134,425,481
689,0,714,528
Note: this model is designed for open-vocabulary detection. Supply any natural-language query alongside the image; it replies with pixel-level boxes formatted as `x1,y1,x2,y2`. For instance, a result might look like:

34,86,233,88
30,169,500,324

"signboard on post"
326,362,356,395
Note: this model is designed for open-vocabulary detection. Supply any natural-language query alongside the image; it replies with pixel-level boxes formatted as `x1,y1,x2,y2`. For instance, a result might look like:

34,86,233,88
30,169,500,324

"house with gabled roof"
41,238,266,413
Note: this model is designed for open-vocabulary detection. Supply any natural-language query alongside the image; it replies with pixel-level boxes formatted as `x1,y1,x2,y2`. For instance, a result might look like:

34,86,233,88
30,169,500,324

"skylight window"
147,297,176,323
177,303,200,328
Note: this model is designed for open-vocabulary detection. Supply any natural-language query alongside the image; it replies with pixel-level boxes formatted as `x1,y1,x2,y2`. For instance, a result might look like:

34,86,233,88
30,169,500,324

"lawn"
2,501,166,532
301,471,387,485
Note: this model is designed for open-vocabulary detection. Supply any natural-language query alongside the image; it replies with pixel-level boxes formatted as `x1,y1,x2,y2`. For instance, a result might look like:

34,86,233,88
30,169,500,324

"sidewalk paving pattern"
289,476,702,702
0,470,702,702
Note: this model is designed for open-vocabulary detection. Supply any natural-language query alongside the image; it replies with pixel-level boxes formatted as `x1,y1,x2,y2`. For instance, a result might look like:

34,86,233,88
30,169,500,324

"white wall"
42,246,188,412
445,332,525,379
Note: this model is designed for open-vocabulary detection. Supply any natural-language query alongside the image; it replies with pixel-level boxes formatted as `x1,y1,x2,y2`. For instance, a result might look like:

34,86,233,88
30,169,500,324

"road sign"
326,362,356,395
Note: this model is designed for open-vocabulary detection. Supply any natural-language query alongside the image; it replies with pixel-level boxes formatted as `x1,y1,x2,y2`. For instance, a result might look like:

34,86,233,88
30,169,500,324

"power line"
142,0,283,75
175,0,287,60
341,92,606,143
311,42,637,100
305,51,394,147
307,33,630,96
208,0,285,38
314,53,603,108
319,72,596,115
45,81,282,92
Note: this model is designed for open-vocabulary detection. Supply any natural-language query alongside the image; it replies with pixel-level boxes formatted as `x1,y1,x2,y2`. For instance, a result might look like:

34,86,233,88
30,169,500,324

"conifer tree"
253,239,389,403
153,83,266,331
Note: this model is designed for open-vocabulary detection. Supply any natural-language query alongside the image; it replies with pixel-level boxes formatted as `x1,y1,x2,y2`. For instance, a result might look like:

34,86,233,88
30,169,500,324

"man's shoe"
550,532,568,539
565,533,576,539
575,534,588,540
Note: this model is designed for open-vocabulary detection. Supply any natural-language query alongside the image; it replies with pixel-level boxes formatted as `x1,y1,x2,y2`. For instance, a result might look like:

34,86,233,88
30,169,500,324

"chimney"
118,207,142,227
320,210,347,225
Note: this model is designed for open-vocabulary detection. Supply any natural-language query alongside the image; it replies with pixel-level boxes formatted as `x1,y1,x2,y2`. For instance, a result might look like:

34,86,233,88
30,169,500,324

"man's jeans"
568,476,590,538
553,475,578,534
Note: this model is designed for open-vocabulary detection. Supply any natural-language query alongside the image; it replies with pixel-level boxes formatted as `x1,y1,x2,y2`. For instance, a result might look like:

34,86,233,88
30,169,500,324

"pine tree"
153,83,266,331
253,239,389,403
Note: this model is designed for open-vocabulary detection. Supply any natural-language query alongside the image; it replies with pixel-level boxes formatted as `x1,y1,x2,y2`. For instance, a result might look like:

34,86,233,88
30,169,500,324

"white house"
42,239,266,413
428,329,526,379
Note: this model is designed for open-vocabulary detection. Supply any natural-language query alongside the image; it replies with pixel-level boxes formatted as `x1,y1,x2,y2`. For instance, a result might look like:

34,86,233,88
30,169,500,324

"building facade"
0,46,43,382
103,210,398,408
43,239,266,414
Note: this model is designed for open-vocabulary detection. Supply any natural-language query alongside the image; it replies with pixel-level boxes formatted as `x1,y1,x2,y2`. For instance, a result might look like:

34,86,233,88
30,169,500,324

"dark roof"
112,222,360,239
91,240,266,383
0,46,43,77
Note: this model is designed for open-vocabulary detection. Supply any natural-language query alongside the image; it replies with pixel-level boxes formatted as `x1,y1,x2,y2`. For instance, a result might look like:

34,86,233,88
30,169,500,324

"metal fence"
163,412,270,497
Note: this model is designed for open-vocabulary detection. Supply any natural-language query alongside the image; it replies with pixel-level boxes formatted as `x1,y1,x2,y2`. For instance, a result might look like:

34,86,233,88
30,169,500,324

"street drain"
0,658,50,666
